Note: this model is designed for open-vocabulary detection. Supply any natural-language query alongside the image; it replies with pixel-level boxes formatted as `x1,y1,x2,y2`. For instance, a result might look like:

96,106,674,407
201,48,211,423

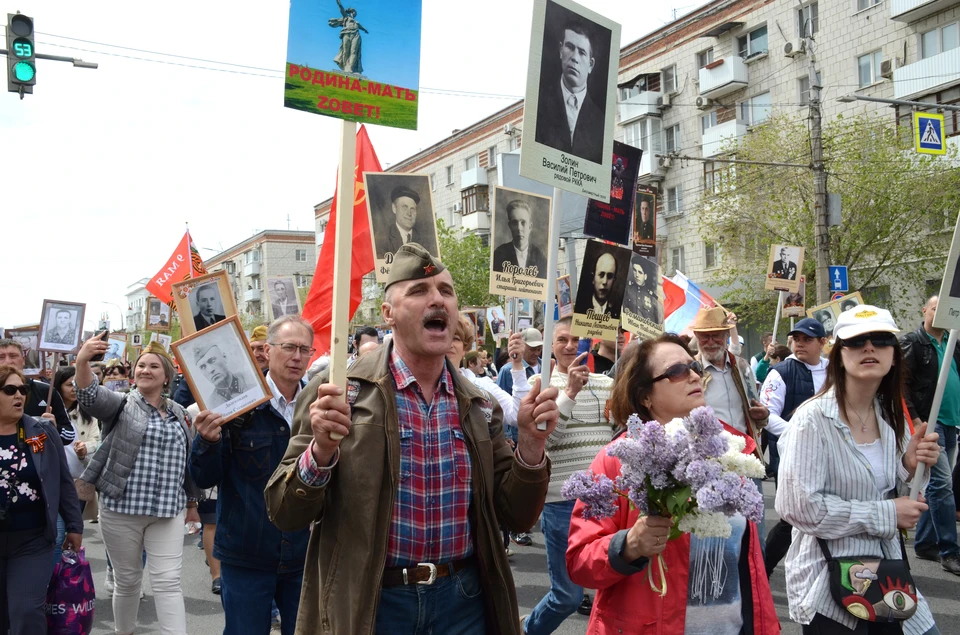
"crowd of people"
0,242,957,635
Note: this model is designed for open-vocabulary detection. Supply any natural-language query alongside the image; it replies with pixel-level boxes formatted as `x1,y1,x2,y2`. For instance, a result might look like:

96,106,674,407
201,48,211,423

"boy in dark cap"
266,243,562,635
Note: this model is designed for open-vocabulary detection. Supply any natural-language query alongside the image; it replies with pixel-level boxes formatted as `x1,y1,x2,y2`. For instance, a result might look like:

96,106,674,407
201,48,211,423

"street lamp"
101,301,124,332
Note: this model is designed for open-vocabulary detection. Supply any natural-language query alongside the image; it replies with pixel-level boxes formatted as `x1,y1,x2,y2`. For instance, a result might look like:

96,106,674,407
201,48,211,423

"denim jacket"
189,399,310,572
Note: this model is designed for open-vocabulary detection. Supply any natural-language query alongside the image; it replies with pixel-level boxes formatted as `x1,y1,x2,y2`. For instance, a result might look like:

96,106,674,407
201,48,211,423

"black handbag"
817,532,918,623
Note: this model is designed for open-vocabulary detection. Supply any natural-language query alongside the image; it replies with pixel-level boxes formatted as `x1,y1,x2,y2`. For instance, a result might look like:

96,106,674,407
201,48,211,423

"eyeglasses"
273,343,316,357
648,360,703,386
1,385,29,396
840,332,898,349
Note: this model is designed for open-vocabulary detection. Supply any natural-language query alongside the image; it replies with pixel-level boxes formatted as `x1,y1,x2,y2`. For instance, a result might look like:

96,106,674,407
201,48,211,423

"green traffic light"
13,61,35,82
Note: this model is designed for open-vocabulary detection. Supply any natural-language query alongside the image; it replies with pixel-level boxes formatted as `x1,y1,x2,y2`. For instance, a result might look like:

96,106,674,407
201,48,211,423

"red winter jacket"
565,446,781,635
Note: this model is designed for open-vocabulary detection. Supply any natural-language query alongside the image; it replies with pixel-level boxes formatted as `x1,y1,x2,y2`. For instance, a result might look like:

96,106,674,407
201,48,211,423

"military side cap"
390,185,420,204
139,341,173,365
385,243,446,290
193,342,221,363
249,325,268,342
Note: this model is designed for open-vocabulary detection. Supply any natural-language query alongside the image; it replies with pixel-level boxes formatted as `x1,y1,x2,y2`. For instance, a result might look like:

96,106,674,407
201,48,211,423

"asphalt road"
82,480,960,634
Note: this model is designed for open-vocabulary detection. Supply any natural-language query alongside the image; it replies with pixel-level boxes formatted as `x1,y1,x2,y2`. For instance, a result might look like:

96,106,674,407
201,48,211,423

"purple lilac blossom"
696,472,748,516
684,459,723,491
561,470,620,520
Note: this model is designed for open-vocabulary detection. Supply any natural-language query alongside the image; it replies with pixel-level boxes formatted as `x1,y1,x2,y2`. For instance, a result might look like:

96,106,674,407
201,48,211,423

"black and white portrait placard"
268,277,301,320
172,316,271,423
486,306,507,341
781,276,806,318
146,298,171,332
38,299,85,354
621,253,663,340
364,172,441,283
520,0,620,201
572,239,631,341
7,327,40,375
172,271,239,337
556,275,573,318
489,186,553,301
764,244,805,293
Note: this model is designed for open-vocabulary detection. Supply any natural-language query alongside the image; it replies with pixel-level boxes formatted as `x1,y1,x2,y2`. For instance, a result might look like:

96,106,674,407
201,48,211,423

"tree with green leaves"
696,110,960,326
436,219,499,308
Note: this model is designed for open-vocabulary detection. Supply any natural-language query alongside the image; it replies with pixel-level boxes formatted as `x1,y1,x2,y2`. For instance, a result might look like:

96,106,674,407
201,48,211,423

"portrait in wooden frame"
171,270,238,337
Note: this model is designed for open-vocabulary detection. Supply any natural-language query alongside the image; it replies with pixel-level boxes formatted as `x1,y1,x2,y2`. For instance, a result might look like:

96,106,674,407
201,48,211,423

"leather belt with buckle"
381,556,474,587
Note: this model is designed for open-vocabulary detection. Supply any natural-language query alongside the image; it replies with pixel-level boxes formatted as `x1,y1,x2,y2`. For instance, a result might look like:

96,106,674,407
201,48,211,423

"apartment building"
315,0,960,322
617,0,960,305
204,230,316,318
124,278,153,332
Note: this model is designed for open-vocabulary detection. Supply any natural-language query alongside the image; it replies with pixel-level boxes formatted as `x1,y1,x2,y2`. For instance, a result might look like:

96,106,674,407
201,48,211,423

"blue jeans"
525,500,583,635
219,562,303,635
375,563,486,634
916,424,959,558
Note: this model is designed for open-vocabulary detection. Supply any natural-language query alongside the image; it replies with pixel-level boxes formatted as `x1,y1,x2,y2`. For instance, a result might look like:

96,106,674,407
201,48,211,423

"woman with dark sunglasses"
566,334,778,634
0,365,83,635
776,306,942,634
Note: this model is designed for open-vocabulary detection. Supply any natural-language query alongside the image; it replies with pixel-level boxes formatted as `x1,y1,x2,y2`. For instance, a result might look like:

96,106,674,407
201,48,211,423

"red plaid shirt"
386,351,473,567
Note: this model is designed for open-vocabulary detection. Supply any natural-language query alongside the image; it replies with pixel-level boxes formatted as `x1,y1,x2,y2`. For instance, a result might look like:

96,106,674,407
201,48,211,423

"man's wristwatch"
186,498,199,509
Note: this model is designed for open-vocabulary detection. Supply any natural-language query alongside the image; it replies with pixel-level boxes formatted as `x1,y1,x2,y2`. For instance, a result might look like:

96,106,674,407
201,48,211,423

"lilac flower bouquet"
561,406,765,541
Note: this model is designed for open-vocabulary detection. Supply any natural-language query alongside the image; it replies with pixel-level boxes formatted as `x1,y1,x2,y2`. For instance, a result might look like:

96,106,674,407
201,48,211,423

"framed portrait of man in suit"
621,253,663,339
172,270,239,337
520,0,621,201
764,244,805,293
267,276,301,320
146,297,172,332
572,239,631,341
364,172,441,283
489,186,552,301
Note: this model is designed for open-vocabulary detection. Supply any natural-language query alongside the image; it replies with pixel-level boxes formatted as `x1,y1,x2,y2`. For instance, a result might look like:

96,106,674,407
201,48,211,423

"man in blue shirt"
901,295,960,575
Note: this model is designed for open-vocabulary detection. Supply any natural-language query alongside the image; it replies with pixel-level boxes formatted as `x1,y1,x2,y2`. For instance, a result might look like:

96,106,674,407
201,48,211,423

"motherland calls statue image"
328,0,369,75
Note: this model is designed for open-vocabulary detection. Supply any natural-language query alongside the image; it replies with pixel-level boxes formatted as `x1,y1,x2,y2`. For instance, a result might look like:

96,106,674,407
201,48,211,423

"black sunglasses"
649,360,703,385
840,332,899,349
1,385,29,396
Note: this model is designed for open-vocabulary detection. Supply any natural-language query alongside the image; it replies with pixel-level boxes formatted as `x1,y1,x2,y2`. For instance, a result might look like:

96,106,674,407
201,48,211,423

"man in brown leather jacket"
266,243,561,635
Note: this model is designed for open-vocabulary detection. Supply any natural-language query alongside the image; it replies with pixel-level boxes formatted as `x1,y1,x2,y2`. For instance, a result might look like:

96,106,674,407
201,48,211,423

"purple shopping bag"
46,548,96,635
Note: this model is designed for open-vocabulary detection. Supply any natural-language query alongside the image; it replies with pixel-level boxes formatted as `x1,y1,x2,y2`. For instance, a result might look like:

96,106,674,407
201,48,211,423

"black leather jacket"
900,325,960,423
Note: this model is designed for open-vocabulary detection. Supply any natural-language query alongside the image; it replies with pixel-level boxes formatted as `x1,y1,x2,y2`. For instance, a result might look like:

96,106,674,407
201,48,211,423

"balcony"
891,0,960,21
894,47,960,99
702,120,748,157
243,261,261,277
637,151,666,184
618,91,662,124
698,57,749,100
244,288,261,302
461,210,491,233
460,167,488,190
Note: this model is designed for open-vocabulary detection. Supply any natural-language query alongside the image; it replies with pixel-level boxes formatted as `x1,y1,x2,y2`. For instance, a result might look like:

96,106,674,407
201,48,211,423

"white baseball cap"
833,304,900,341
521,328,544,348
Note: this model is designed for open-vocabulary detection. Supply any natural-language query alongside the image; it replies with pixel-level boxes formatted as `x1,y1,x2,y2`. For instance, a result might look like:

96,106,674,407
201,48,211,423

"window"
670,246,686,275
509,135,521,151
740,92,772,125
798,3,818,37
705,243,720,268
701,111,718,134
480,234,490,248
461,185,489,214
245,250,260,264
446,165,453,185
465,155,478,171
697,48,715,69
253,277,263,290
857,50,883,87
737,26,768,58
296,274,310,287
487,145,498,168
856,0,880,11
664,124,680,152
926,279,943,298
225,262,236,274
703,161,726,194
921,23,959,59
799,73,820,105
430,173,436,191
662,65,677,93
624,118,662,153
295,249,307,262
862,285,890,307
666,186,683,215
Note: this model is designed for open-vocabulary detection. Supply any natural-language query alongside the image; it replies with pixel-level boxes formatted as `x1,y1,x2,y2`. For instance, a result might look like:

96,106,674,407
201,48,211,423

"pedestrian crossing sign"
914,112,946,155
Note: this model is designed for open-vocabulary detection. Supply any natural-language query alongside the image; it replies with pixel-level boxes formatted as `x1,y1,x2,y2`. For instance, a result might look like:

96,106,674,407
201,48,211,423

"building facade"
204,230,316,319
314,0,960,327
124,278,152,333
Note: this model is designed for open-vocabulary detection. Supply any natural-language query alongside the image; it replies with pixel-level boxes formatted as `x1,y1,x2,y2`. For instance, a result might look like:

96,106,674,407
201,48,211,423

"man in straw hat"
265,243,561,635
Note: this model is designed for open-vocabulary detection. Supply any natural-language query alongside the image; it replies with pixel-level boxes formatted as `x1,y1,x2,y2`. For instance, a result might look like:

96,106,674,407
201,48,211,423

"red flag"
302,125,379,359
146,231,208,305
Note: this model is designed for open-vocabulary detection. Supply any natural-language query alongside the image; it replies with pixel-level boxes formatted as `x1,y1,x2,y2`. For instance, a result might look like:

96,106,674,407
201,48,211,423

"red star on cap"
424,264,436,275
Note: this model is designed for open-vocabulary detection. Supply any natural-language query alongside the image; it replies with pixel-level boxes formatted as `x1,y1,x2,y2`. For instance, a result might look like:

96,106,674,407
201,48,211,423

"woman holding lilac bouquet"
565,334,778,634
776,306,941,635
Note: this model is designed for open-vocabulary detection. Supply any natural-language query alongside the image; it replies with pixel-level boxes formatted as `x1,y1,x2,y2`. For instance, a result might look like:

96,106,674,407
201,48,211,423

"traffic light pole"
1,48,97,98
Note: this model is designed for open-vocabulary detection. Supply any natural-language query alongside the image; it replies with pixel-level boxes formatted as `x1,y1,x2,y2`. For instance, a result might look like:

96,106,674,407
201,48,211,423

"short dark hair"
56,309,72,318
562,19,594,56
771,345,792,362
353,326,379,349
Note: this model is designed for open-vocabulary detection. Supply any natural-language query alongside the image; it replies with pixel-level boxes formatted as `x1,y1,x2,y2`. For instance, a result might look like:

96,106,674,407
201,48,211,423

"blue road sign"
914,112,946,155
829,266,848,293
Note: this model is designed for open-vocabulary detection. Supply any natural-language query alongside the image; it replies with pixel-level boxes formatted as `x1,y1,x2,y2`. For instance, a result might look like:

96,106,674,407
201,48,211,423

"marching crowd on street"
2,243,960,635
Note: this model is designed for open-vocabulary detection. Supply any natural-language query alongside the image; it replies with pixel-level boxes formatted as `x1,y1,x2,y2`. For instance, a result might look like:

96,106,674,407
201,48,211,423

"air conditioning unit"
783,40,807,58
695,96,713,110
658,156,674,169
453,202,464,213
880,58,895,79
504,123,516,135
658,93,672,108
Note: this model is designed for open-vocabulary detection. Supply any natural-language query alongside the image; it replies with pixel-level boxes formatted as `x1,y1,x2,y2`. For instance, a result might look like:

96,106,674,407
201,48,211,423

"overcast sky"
1,0,704,329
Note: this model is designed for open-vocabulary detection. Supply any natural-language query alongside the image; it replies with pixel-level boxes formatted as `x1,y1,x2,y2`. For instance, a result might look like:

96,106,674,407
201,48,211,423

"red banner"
302,125,379,359
146,231,207,305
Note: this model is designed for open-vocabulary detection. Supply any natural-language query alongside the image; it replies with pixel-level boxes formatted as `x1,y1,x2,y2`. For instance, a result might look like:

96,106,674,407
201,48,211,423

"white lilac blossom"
563,406,764,537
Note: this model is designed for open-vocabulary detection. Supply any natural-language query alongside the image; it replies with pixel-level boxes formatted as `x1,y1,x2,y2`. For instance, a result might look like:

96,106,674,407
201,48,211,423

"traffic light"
6,13,36,95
